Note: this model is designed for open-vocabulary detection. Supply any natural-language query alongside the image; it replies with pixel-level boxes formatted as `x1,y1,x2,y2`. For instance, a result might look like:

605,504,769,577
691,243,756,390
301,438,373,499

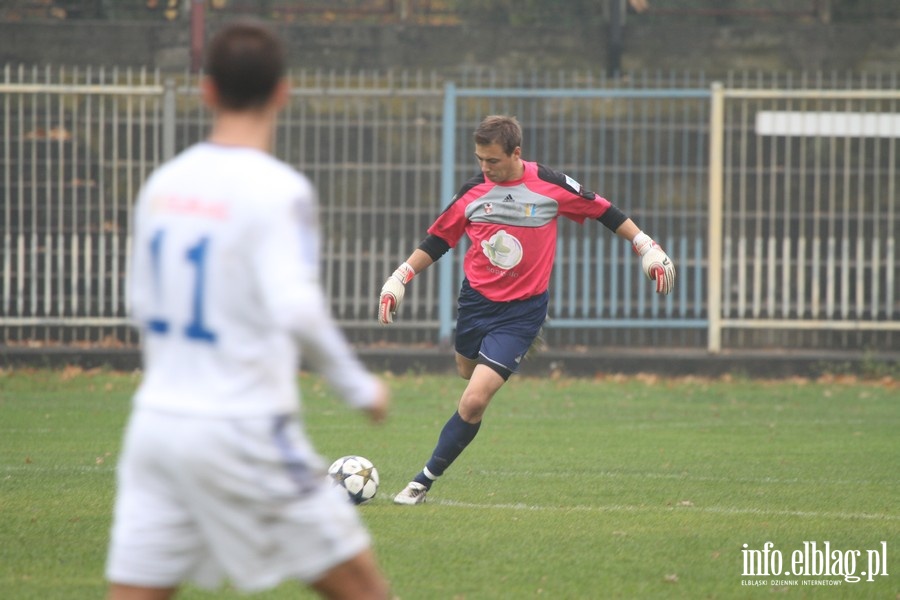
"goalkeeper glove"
378,262,415,324
632,232,675,295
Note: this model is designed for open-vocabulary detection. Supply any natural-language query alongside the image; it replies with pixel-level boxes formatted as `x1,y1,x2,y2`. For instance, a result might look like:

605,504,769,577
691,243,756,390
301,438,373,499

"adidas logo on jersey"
503,194,515,203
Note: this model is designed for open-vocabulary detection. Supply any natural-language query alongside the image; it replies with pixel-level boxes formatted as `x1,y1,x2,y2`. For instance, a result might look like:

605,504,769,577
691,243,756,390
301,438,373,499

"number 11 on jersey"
147,229,218,344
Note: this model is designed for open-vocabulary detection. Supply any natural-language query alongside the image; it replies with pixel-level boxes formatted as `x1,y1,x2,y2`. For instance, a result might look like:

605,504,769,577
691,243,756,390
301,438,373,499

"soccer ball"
328,455,379,505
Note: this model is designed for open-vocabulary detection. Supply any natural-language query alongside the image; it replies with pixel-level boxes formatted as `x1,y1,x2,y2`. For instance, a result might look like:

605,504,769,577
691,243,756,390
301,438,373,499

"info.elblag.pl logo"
741,541,889,586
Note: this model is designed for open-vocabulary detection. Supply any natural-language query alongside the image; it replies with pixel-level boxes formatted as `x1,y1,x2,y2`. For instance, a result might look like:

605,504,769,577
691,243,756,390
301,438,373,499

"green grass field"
1,367,897,599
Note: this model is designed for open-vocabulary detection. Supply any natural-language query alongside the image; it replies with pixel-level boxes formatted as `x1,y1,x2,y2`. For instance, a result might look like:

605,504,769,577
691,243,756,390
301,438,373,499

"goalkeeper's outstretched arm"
613,218,676,296
378,241,441,324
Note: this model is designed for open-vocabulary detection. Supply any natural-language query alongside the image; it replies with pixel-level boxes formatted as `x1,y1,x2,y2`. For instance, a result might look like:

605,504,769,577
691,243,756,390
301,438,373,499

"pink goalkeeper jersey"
428,160,613,302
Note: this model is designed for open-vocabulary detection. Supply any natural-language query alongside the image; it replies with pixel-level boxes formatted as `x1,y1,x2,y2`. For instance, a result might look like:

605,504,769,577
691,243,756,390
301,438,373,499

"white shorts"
106,408,371,592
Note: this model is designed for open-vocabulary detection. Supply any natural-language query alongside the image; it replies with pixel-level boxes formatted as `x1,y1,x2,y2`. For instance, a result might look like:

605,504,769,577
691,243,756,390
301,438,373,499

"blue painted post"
438,82,457,344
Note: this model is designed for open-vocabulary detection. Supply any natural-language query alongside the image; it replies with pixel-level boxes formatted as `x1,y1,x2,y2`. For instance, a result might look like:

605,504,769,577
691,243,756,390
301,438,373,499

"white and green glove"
632,232,675,295
378,262,415,324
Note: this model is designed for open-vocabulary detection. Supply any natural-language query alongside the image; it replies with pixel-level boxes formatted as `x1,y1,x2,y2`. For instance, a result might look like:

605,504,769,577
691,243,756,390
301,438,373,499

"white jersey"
128,142,378,417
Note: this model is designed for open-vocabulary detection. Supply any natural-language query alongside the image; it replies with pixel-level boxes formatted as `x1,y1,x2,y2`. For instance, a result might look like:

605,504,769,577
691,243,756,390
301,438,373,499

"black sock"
413,411,481,489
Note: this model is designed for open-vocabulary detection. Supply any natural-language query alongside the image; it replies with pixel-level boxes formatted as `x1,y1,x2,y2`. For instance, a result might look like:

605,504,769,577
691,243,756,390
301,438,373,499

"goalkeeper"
379,115,675,505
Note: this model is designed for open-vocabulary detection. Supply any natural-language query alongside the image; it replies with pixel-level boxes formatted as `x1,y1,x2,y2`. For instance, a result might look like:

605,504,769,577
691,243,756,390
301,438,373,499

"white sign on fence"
756,111,900,137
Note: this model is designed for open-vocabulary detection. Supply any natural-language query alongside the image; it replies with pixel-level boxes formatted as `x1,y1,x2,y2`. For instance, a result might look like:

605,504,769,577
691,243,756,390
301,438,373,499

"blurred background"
2,1,899,73
1,0,898,376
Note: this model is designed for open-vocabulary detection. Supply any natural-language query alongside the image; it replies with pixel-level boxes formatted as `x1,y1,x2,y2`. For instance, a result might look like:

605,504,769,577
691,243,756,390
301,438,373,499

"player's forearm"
404,248,434,274
625,223,676,295
415,233,451,268
614,218,642,242
378,245,438,324
269,282,379,408
297,303,381,409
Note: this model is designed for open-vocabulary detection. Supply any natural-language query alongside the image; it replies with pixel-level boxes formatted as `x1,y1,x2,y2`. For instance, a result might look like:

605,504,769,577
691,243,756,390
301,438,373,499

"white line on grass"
434,499,900,522
474,468,890,487
3,464,113,473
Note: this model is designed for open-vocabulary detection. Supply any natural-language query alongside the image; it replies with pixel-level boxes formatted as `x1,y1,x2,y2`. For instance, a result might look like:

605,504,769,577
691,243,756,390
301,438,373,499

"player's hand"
365,380,390,424
378,262,415,324
633,233,675,295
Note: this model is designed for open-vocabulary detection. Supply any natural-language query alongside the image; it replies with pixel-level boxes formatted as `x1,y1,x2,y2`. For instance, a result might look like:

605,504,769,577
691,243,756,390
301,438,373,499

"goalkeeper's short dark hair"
474,115,523,156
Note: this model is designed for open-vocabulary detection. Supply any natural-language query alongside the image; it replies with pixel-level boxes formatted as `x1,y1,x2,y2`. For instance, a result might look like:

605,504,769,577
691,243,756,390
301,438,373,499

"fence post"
707,82,724,353
438,81,457,345
163,77,176,161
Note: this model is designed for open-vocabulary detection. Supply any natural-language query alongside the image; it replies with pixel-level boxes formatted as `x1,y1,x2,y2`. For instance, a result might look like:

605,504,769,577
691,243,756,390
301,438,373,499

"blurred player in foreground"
379,115,674,505
106,20,390,600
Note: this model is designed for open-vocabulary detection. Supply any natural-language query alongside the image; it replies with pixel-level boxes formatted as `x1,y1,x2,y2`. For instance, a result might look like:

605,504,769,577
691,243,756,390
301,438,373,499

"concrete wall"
2,19,898,74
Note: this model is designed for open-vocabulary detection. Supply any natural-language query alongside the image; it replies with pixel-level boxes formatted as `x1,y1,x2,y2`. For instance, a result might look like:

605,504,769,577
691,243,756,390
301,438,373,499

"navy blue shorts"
454,279,549,380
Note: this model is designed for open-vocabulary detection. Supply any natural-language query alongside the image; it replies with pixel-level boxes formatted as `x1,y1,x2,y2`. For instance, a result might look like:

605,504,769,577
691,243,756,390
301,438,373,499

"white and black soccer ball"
328,455,379,505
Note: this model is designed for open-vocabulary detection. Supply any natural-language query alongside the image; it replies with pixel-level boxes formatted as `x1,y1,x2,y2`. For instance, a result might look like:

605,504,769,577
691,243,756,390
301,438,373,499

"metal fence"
709,84,899,352
1,66,898,353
